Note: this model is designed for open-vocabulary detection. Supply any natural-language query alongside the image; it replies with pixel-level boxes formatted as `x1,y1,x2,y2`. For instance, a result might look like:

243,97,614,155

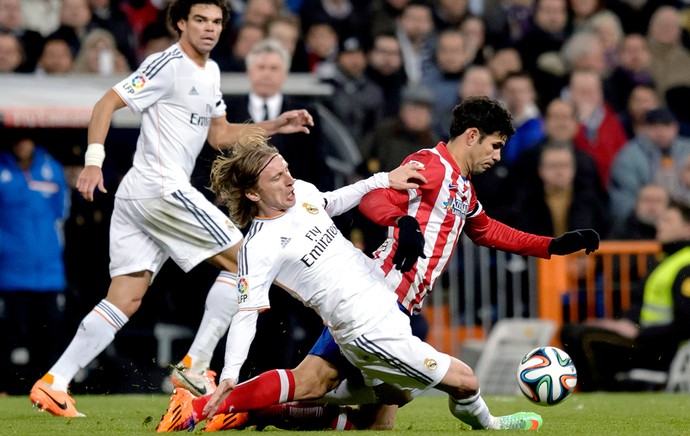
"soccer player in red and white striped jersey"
194,97,600,431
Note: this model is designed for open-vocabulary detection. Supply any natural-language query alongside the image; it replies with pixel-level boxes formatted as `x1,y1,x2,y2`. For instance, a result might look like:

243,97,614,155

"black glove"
548,229,600,255
392,216,427,273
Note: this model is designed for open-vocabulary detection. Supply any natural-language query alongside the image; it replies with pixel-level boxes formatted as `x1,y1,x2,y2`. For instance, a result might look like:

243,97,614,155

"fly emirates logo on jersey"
300,223,339,267
189,104,213,127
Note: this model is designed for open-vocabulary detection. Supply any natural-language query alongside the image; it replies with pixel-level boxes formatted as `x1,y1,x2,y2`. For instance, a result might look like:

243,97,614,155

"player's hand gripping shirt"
112,43,227,199
360,142,552,314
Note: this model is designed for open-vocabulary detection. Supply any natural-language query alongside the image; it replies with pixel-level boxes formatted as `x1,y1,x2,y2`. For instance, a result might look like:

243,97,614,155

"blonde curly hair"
210,128,279,228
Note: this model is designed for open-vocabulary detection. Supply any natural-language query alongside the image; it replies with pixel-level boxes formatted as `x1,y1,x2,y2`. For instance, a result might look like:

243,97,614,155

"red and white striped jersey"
360,142,552,314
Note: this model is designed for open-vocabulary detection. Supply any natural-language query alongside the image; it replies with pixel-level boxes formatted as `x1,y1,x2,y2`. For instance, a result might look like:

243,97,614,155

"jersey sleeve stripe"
142,49,183,78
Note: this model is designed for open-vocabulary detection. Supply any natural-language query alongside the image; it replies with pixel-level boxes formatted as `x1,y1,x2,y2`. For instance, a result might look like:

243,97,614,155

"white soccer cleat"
169,364,217,397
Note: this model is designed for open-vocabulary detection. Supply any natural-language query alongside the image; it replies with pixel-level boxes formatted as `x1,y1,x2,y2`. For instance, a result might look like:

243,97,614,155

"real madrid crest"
303,203,318,214
424,358,438,371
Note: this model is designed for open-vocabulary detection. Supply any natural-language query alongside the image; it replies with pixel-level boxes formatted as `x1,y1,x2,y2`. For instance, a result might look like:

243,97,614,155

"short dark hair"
448,96,515,141
168,0,230,36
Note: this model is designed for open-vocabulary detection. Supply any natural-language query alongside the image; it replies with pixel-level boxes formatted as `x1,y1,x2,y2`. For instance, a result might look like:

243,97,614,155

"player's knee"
292,367,337,399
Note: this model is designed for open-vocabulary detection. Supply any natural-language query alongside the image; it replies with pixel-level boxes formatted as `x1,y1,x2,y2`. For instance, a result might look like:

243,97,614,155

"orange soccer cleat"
202,412,250,432
156,388,197,432
29,378,85,418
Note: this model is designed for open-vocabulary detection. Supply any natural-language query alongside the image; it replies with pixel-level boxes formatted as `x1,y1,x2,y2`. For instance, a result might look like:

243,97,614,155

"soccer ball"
516,346,577,406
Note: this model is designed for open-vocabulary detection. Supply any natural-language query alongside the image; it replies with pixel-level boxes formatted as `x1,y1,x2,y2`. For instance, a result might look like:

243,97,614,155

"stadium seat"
153,323,195,368
619,342,690,392
666,342,690,392
473,318,557,395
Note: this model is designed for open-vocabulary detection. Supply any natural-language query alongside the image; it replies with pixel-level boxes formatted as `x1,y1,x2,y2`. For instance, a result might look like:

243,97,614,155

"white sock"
317,379,377,405
448,391,495,430
183,271,238,373
47,299,128,391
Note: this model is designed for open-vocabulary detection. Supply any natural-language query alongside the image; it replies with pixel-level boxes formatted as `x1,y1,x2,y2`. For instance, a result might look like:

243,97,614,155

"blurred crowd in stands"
3,0,690,394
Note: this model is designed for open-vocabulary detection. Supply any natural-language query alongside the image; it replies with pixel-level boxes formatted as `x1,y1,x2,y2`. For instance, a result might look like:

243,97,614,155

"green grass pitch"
2,392,690,435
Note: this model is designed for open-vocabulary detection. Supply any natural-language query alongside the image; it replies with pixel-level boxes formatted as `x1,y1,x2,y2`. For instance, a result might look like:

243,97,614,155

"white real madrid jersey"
237,180,398,344
113,43,227,199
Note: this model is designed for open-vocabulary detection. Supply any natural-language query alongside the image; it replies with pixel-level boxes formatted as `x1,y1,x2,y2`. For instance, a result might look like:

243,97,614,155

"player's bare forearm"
88,89,125,144
208,121,265,150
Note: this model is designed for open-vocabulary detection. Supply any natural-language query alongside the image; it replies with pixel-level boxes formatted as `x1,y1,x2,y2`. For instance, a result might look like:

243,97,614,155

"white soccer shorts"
339,305,451,399
109,187,243,278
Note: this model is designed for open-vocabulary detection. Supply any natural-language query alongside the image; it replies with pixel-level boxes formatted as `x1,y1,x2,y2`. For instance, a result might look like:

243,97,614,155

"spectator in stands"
0,0,44,72
303,21,338,76
358,85,439,175
561,199,690,391
487,47,523,87
365,31,407,118
322,36,384,144
138,21,176,62
483,0,534,50
568,68,628,187
267,14,310,72
515,0,569,104
20,0,61,37
566,0,604,34
606,33,656,113
647,6,690,105
609,108,690,230
215,22,265,72
72,28,130,75
225,38,332,191
498,98,605,225
607,0,664,35
499,71,543,166
459,14,490,66
395,1,434,85
0,133,70,395
584,10,624,73
618,84,660,139
48,0,93,58
609,183,669,240
0,30,22,72
435,65,496,140
241,0,278,28
433,0,469,30
559,31,607,78
300,0,368,45
35,37,74,74
367,0,409,41
421,28,468,135
511,142,609,237
87,0,138,71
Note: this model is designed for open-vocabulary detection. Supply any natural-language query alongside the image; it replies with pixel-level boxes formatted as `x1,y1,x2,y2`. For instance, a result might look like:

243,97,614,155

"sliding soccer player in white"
155,129,544,432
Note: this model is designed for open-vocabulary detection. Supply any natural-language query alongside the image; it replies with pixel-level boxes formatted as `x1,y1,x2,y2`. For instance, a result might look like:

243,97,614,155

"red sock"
218,369,295,415
192,394,211,420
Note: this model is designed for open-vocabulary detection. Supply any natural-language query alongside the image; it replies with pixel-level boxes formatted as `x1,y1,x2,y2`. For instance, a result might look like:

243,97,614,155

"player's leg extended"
30,272,151,417
172,246,241,396
440,357,542,431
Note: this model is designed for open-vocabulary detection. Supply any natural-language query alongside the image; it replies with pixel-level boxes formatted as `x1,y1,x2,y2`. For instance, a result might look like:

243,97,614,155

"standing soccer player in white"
155,129,544,432
29,0,313,418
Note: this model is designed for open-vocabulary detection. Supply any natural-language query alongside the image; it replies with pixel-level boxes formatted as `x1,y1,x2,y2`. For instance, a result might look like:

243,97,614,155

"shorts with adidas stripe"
109,186,242,278
338,304,451,398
